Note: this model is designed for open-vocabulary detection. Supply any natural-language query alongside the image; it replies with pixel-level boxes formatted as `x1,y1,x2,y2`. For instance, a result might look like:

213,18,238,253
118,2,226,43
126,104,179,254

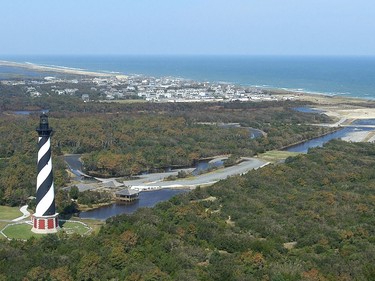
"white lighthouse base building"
31,213,59,234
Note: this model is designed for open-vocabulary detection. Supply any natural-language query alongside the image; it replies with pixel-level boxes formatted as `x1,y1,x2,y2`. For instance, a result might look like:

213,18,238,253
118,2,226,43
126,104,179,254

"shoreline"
2,59,375,124
0,60,124,78
0,59,373,102
279,127,342,151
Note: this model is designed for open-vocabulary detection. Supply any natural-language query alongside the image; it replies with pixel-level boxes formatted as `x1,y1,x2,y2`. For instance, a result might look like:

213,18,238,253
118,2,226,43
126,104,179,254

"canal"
286,118,375,153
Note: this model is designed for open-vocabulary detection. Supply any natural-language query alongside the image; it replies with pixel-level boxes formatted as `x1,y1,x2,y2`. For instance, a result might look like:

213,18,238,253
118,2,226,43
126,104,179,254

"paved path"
12,205,30,222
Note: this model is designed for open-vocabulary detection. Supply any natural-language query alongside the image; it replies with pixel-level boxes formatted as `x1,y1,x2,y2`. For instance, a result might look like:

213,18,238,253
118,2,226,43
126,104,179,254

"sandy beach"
308,97,375,142
273,90,375,142
0,60,126,78
341,130,375,142
273,88,375,118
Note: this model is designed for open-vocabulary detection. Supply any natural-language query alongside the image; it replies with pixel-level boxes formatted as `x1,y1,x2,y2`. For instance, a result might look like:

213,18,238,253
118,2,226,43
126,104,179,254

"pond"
293,107,324,114
217,123,264,139
79,188,189,220
12,109,49,115
65,154,218,219
65,154,225,178
192,159,224,176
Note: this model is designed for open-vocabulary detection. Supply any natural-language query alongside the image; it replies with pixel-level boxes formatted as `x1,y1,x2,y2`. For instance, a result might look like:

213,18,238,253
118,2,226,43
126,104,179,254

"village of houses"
1,73,298,103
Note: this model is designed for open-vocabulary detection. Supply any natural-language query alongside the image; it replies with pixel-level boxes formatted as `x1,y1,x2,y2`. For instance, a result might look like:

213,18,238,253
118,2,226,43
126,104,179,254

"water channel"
72,114,375,220
286,113,375,153
64,155,223,220
286,127,355,153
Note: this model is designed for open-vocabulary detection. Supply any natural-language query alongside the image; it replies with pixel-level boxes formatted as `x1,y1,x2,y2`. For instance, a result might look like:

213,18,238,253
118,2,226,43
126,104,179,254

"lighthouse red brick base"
31,214,59,234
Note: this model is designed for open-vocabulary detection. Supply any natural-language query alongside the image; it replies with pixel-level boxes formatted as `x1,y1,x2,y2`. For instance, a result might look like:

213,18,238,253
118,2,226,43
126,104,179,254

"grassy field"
0,222,8,240
1,219,102,240
77,218,105,234
2,223,39,240
60,220,91,235
0,206,22,220
258,150,301,163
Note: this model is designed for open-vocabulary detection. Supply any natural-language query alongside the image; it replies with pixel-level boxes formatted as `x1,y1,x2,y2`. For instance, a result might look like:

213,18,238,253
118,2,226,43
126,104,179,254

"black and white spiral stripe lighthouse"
31,113,59,234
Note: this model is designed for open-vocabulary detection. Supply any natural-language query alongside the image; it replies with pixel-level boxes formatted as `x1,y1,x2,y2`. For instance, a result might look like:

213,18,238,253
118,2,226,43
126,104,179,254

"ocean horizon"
1,55,375,99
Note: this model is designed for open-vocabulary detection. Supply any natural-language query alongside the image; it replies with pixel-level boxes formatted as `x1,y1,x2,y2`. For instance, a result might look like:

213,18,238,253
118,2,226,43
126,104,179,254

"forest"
0,93,333,206
0,140,374,280
0,85,374,280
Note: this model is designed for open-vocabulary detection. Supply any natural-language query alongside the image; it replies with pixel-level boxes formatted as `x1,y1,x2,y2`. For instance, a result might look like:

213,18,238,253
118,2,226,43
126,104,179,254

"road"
124,158,268,190
314,118,347,127
64,154,268,190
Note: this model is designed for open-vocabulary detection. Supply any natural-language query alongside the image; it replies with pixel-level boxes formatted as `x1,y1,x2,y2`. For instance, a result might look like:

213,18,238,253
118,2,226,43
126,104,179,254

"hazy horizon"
2,54,375,59
1,0,375,56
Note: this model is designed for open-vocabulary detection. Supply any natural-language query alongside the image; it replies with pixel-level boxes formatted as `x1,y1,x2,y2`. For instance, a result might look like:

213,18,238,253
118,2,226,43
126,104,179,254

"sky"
1,0,375,56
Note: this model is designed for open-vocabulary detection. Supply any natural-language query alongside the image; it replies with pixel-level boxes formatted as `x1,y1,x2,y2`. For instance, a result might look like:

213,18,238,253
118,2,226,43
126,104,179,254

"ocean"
1,55,375,99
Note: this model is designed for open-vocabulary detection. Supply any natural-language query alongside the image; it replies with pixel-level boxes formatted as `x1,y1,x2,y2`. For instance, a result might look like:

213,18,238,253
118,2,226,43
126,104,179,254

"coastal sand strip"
0,60,123,78
341,130,375,142
364,131,375,142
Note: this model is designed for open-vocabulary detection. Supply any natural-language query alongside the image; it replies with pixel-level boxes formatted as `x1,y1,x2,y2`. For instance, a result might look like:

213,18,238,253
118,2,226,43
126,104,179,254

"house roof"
115,189,140,196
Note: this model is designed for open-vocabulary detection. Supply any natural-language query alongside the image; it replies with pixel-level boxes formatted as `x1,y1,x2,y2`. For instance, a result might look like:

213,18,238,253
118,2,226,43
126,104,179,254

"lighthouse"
31,113,59,234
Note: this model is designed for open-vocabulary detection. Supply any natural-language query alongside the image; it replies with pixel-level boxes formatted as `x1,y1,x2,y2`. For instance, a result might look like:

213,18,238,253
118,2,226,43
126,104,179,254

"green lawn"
0,206,22,220
60,221,91,235
77,218,105,234
1,220,94,240
0,222,8,239
258,150,301,163
2,224,39,240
